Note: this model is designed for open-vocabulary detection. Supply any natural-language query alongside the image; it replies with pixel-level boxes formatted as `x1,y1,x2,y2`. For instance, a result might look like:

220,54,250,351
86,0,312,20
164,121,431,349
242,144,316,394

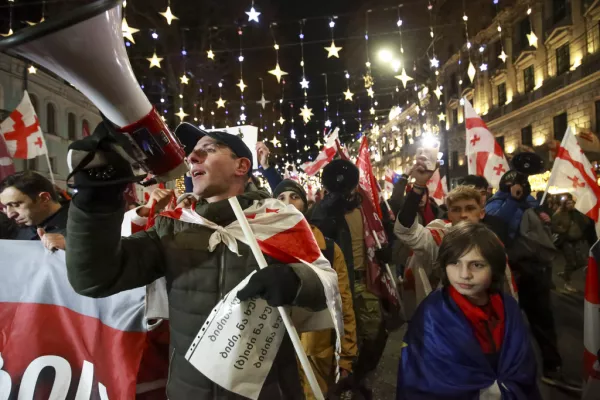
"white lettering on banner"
0,353,109,399
185,273,286,400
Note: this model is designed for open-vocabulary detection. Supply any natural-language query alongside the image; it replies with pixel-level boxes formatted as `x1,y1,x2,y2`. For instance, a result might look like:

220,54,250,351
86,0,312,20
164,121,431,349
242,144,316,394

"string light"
268,26,288,83
245,1,261,23
325,17,342,58
159,0,178,25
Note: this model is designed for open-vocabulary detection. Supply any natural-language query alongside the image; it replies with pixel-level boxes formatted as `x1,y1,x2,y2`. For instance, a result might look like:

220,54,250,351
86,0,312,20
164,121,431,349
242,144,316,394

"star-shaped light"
527,31,538,48
28,65,37,74
467,61,476,83
370,107,376,115
394,68,413,88
316,139,322,147
300,105,314,123
300,77,309,89
240,113,247,122
344,88,354,101
122,18,139,43
257,95,270,109
176,107,188,120
159,6,178,25
499,50,508,63
180,74,189,84
147,52,163,68
367,87,375,98
438,112,446,121
1,29,13,37
324,41,342,58
216,97,226,108
270,136,281,147
26,17,45,26
480,63,488,72
430,56,439,68
237,79,247,92
207,49,215,60
246,6,261,23
434,86,443,99
325,120,332,127
364,74,374,88
303,145,310,151
278,116,285,125
268,63,288,83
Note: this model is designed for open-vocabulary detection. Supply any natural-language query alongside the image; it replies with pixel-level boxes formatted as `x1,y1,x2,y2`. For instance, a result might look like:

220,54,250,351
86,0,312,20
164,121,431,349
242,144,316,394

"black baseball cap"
273,179,308,212
175,122,253,176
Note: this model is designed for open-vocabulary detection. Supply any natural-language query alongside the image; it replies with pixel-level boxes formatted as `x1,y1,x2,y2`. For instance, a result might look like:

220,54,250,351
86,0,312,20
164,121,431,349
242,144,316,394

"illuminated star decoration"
26,16,45,26
395,68,413,88
300,104,314,123
467,61,476,83
270,136,281,147
237,79,247,92
367,87,375,98
434,86,443,99
159,5,178,25
363,74,374,88
344,88,354,101
278,116,285,125
316,139,322,147
438,112,446,121
122,18,139,43
479,63,488,72
300,77,309,89
430,56,440,68
1,29,13,37
180,74,189,84
268,63,288,83
324,120,332,128
240,113,247,122
324,41,342,58
304,145,310,151
499,50,508,63
527,31,538,48
216,97,226,108
245,6,261,23
147,52,163,68
176,107,188,120
207,49,215,60
370,107,376,115
257,95,270,109
28,65,37,74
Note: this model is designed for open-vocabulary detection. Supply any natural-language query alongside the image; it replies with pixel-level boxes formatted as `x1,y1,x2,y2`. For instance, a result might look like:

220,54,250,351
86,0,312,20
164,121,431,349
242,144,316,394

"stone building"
374,0,600,191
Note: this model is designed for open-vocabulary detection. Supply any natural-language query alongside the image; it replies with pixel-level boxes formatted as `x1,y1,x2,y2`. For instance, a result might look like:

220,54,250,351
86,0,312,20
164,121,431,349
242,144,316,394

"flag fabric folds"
0,91,48,160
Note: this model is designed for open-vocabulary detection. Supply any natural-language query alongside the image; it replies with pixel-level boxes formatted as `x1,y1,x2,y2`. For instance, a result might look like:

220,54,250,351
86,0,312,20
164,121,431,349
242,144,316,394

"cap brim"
174,122,221,156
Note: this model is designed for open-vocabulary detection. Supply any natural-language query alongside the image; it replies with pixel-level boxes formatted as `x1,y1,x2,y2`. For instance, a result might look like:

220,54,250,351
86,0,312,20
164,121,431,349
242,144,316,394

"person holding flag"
65,122,336,399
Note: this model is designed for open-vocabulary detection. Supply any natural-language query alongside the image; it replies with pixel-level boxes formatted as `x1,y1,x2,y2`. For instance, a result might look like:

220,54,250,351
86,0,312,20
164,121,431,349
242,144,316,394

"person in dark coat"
0,171,69,250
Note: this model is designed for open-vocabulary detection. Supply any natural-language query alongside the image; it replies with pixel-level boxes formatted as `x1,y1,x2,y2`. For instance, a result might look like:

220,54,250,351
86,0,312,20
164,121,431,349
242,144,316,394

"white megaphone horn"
0,0,187,182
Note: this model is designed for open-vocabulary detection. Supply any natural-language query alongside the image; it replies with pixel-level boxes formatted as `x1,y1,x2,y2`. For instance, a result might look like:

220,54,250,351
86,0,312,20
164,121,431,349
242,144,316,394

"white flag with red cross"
300,128,339,176
546,127,600,223
426,170,448,206
464,99,509,188
0,91,48,160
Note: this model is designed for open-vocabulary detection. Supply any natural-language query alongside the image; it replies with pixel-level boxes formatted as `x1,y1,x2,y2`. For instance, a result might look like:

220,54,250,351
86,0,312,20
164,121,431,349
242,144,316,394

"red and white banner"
0,91,48,160
546,127,600,224
426,170,448,206
301,129,339,176
0,133,15,181
583,241,600,398
464,99,509,189
356,136,401,308
384,168,395,193
0,241,149,398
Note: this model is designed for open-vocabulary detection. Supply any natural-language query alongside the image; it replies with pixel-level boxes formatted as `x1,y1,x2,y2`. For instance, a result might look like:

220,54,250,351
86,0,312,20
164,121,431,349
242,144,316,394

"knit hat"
273,179,308,212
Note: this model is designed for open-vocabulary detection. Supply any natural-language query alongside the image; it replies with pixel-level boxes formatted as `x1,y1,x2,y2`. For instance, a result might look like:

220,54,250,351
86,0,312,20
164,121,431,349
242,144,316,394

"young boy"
397,223,540,399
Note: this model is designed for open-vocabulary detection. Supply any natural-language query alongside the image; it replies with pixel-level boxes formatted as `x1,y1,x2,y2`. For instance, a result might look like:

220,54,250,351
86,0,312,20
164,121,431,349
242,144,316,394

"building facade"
374,0,600,191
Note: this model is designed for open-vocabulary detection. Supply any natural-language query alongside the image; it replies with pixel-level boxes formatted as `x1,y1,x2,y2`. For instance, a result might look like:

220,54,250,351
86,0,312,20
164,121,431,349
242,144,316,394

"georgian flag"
301,129,339,176
0,91,48,160
464,99,509,189
426,170,448,206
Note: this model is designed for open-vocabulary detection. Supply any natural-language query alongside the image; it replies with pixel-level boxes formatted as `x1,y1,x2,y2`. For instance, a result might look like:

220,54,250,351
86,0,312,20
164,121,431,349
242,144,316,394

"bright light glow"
421,135,439,149
392,59,401,72
506,145,515,154
379,49,393,63
534,137,545,146
571,55,582,70
534,76,544,90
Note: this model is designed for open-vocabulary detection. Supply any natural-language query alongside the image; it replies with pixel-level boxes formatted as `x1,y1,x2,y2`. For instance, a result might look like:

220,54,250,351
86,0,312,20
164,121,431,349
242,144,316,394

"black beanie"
273,179,308,212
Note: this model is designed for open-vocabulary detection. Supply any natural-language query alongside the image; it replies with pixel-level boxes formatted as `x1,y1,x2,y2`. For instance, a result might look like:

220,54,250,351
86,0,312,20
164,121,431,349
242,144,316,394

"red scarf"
448,285,505,354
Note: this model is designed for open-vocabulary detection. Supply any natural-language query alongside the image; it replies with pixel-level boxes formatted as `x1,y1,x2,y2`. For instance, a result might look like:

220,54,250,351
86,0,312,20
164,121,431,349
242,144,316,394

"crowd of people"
0,120,595,399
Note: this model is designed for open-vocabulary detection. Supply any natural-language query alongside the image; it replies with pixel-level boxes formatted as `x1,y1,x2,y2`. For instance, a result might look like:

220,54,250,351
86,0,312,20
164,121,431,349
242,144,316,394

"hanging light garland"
257,78,270,110
159,0,178,25
324,17,342,58
463,11,476,83
344,71,354,101
26,0,46,26
526,3,538,48
299,22,313,124
363,11,374,91
245,0,261,23
268,24,288,83
394,7,413,89
216,81,226,108
1,2,14,37
237,27,247,124
323,74,332,127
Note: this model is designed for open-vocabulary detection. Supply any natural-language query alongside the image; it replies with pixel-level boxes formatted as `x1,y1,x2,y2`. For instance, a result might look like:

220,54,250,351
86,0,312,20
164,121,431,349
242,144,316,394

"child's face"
445,247,493,305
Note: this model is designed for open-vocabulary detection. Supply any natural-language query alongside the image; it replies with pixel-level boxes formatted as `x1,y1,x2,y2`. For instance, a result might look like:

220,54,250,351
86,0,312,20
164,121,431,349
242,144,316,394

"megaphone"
0,0,187,182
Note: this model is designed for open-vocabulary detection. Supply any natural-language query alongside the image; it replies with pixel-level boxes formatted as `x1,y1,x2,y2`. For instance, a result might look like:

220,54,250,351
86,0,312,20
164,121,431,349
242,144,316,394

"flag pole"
43,152,55,184
228,196,325,400
371,229,403,299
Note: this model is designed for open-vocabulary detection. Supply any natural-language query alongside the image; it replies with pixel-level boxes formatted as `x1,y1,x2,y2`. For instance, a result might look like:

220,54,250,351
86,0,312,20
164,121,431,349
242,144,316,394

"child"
397,222,540,400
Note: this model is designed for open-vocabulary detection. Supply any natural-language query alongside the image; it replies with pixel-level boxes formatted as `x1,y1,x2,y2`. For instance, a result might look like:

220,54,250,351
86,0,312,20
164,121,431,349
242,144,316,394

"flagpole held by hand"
228,196,325,400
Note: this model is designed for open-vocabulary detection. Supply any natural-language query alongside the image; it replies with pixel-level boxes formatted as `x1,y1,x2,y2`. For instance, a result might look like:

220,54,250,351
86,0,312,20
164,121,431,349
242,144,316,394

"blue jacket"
485,192,537,240
259,166,283,193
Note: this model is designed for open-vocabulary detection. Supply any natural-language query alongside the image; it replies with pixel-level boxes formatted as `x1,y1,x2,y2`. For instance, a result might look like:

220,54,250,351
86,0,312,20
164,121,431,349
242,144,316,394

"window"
46,103,56,134
523,65,535,92
82,119,90,137
556,43,570,75
516,18,531,53
497,136,505,152
452,108,459,126
554,112,568,140
521,125,533,146
497,83,507,105
449,73,458,97
29,94,39,115
452,151,459,168
553,0,570,24
595,100,600,131
67,112,76,140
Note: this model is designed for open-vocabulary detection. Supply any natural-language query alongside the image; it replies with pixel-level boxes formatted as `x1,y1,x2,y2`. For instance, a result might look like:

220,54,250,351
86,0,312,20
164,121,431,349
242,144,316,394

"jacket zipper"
166,349,175,396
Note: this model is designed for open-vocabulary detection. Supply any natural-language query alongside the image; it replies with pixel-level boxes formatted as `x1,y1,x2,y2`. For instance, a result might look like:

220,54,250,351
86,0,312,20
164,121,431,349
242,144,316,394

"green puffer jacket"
66,188,328,399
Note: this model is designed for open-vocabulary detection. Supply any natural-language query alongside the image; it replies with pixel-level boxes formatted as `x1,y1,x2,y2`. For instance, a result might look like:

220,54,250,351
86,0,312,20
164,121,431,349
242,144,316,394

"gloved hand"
375,247,391,265
237,264,300,307
68,121,144,213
